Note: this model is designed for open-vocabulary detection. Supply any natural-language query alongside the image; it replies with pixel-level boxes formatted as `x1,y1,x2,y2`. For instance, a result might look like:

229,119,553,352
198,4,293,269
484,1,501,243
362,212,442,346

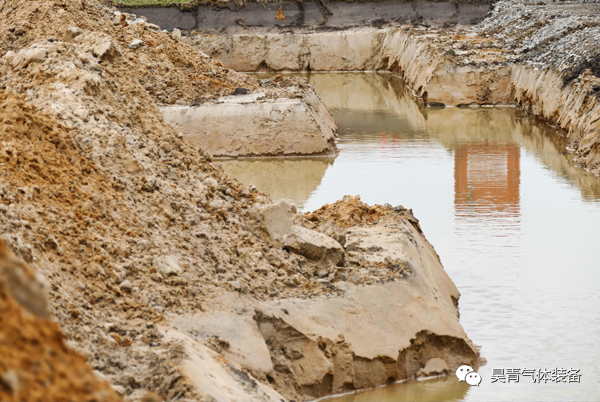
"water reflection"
320,376,469,402
218,158,333,209
226,73,600,402
454,143,520,218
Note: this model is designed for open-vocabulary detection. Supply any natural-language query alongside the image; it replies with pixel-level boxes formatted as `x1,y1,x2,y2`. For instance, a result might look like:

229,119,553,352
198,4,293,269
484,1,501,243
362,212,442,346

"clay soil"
0,239,121,402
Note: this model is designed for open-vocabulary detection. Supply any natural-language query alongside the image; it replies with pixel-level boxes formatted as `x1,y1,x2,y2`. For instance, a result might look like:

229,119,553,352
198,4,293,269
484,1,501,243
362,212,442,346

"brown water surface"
219,73,600,402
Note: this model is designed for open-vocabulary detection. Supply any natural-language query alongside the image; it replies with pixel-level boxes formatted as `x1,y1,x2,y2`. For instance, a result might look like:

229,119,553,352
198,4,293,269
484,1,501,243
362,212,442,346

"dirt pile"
476,0,600,175
305,195,391,228
0,239,121,402
0,26,313,399
0,0,257,104
479,0,600,82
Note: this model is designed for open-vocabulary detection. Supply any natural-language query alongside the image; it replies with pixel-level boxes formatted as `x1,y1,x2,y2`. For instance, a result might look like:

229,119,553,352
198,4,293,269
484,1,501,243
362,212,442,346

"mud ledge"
158,196,482,401
160,85,338,158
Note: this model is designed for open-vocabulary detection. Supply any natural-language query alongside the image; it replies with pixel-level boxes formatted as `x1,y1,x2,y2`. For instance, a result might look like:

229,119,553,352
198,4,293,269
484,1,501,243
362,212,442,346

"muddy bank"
162,196,480,401
188,27,512,108
0,0,479,400
161,77,338,157
218,157,334,209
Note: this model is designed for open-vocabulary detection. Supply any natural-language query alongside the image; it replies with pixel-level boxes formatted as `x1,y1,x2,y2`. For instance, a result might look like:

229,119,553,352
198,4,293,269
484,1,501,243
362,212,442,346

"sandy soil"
0,238,121,402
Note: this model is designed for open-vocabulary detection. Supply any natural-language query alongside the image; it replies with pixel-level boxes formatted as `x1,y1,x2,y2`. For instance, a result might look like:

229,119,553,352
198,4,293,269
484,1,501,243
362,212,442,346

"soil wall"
119,0,494,32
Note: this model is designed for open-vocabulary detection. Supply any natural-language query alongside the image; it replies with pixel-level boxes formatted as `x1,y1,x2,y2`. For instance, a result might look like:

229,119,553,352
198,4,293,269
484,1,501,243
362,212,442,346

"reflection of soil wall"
218,158,333,208
308,73,425,128
513,118,600,202
328,375,469,402
350,75,600,201
313,72,600,200
223,73,600,203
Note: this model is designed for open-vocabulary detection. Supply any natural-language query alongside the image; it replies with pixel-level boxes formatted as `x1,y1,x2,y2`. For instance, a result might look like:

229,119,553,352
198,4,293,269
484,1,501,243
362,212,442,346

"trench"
218,72,600,401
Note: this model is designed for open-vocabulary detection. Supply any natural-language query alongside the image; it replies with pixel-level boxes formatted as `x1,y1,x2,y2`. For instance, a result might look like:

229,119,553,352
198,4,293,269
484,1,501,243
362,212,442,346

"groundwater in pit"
218,72,600,402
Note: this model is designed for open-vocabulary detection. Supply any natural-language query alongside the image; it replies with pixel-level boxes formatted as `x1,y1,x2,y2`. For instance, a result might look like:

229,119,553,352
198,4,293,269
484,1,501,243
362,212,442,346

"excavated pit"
122,0,600,174
3,0,600,401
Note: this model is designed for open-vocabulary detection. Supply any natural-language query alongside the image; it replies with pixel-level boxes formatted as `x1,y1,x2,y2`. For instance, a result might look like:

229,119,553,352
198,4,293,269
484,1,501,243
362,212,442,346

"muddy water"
219,73,600,402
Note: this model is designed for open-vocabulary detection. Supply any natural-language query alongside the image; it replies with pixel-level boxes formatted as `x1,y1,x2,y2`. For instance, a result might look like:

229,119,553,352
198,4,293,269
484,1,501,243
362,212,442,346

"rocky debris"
153,255,183,277
284,226,345,266
478,0,600,79
64,27,83,43
170,28,182,41
314,220,347,247
119,279,133,293
247,201,346,265
127,39,144,49
417,357,450,377
305,195,391,228
246,201,296,247
0,240,121,402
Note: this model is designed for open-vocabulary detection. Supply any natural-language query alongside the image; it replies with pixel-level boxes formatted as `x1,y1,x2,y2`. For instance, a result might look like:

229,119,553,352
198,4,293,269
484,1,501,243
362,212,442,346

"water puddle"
219,72,600,401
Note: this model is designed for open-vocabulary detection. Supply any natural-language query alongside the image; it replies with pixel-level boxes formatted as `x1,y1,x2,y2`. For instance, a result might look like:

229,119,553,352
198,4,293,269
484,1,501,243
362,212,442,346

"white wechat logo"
466,372,482,386
456,365,482,386
456,365,474,382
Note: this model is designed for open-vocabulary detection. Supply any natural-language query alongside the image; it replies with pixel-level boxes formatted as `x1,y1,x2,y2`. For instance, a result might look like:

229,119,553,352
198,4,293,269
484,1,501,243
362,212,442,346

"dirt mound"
0,19,341,400
0,240,121,402
0,0,257,104
0,35,452,395
305,195,391,228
